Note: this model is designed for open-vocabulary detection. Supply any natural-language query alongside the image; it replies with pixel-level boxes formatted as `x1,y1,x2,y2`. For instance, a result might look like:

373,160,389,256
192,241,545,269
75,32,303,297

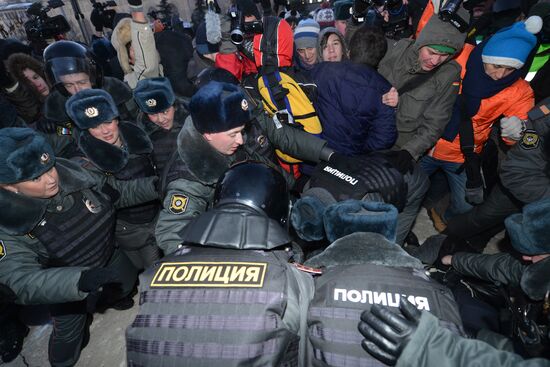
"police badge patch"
520,130,540,150
0,240,6,261
169,194,188,214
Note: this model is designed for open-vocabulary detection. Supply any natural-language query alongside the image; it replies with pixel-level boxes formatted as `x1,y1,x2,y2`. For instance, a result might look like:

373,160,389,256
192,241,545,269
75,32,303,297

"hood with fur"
317,27,348,61
6,53,49,100
111,17,133,75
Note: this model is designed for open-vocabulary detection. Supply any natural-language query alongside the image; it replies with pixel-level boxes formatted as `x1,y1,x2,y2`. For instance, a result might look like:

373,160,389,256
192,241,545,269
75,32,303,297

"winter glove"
461,152,484,205
78,268,121,293
328,152,358,173
384,150,415,175
90,8,104,32
358,298,421,366
127,0,143,12
35,118,59,135
0,63,15,90
500,116,526,141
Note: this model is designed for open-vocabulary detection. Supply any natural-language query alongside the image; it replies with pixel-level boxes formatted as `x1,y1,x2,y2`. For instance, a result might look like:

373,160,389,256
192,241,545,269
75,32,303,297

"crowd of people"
0,0,549,365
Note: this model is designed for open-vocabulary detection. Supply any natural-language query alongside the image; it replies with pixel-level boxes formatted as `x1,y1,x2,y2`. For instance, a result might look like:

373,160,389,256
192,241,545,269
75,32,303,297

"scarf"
441,39,524,142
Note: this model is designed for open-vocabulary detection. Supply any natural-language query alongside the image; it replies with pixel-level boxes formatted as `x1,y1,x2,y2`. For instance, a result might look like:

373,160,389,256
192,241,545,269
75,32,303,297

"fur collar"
0,159,94,235
77,122,152,173
177,116,234,185
304,232,424,269
43,77,132,123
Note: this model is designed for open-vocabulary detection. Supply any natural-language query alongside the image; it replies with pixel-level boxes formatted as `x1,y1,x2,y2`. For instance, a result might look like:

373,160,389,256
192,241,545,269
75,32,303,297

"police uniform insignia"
83,198,101,213
0,240,6,261
169,194,188,214
257,135,267,147
520,130,540,150
146,98,157,107
85,107,99,118
241,99,249,111
151,262,267,288
40,153,50,164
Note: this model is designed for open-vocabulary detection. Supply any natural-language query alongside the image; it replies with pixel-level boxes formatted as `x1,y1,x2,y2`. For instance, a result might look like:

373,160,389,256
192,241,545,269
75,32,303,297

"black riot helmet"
213,161,290,226
43,40,103,96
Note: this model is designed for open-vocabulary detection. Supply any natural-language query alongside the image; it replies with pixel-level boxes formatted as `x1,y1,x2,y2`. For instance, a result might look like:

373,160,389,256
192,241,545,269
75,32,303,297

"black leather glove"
0,63,15,90
78,268,121,293
358,298,421,366
461,152,484,205
384,150,415,175
90,8,104,32
35,118,59,135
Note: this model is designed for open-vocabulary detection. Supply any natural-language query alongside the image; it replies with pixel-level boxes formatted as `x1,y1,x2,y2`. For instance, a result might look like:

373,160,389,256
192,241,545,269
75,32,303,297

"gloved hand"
462,152,484,205
127,0,143,11
90,8,104,32
35,118,59,135
358,298,421,366
328,152,358,174
384,150,415,175
78,268,121,293
0,63,15,90
500,116,526,141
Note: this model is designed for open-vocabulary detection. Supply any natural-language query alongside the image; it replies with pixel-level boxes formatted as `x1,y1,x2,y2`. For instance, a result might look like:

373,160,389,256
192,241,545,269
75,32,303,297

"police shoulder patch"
520,130,540,150
169,194,188,215
0,240,6,261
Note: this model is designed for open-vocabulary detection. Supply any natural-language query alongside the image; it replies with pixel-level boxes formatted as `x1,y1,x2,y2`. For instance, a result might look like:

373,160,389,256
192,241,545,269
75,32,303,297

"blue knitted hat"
294,19,320,49
482,16,543,69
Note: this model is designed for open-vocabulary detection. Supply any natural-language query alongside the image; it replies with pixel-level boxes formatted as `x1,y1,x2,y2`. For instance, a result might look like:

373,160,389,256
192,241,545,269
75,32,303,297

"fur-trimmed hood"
304,232,424,269
176,115,235,185
111,17,133,75
76,121,153,173
44,77,134,123
317,27,348,62
6,52,49,101
0,159,95,235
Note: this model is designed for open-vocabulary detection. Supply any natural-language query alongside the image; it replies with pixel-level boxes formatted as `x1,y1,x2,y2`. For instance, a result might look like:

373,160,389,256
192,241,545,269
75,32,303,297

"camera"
229,7,263,45
354,0,411,39
439,0,469,33
24,0,71,41
90,0,117,30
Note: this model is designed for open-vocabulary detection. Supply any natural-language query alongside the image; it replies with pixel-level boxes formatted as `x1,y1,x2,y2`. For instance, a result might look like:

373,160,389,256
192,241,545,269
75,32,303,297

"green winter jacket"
0,159,158,305
378,14,464,160
398,311,550,367
155,112,329,254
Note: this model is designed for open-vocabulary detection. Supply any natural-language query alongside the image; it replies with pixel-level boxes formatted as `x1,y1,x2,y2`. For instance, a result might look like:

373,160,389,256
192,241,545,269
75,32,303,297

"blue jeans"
420,155,473,221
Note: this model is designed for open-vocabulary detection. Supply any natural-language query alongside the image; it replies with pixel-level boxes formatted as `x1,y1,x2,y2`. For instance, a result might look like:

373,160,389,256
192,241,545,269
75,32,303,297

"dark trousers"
445,183,523,241
48,249,137,367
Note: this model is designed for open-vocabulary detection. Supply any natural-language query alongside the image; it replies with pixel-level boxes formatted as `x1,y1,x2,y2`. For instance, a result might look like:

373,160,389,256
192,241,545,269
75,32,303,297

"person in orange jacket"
420,16,542,224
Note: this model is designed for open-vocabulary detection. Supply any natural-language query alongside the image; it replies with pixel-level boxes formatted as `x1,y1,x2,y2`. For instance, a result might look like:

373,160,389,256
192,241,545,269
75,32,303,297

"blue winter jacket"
310,61,397,156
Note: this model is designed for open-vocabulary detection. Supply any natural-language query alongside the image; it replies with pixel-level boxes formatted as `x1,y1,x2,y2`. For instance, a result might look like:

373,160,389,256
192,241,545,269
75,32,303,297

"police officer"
293,153,428,246
358,298,550,367
155,81,334,254
41,40,139,135
133,77,190,174
66,89,161,270
126,162,315,366
301,199,464,366
0,128,157,367
442,98,550,252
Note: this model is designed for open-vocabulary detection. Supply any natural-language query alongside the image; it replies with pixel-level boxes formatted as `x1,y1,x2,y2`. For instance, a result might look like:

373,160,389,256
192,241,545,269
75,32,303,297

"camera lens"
231,28,244,44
